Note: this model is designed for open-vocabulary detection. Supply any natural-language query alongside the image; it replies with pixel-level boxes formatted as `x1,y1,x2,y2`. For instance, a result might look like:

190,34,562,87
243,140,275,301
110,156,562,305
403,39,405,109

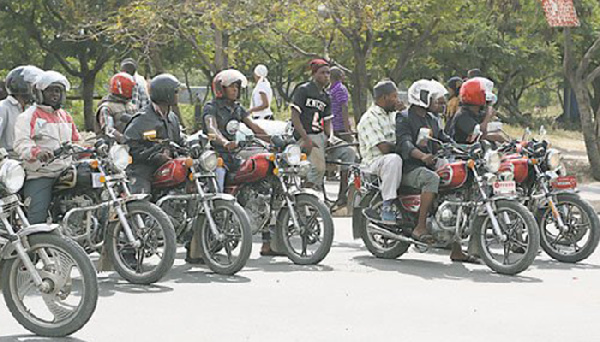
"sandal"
451,255,481,265
330,198,348,212
411,231,434,244
260,249,286,257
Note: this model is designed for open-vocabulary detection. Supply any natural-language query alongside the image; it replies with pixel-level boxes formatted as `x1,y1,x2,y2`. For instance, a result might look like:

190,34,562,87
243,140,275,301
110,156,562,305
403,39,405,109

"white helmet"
471,77,497,105
408,79,448,108
254,64,268,78
34,70,71,107
212,69,248,98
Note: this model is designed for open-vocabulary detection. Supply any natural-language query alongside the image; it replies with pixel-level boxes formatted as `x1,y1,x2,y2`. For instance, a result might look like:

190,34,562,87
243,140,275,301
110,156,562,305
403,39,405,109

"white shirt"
251,79,273,120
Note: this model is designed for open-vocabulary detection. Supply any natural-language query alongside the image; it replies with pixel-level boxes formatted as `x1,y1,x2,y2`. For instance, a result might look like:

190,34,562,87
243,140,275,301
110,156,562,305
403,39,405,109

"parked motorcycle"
353,135,540,275
150,131,252,275
49,139,176,284
221,125,334,265
0,149,98,336
498,128,600,263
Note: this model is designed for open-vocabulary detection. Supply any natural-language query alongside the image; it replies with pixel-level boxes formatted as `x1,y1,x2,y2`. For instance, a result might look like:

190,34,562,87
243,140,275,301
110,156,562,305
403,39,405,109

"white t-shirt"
251,79,273,120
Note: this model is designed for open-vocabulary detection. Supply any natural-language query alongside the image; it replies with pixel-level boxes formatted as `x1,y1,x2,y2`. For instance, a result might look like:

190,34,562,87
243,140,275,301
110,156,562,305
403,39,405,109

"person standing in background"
248,64,273,120
329,66,353,142
444,76,462,130
120,58,151,112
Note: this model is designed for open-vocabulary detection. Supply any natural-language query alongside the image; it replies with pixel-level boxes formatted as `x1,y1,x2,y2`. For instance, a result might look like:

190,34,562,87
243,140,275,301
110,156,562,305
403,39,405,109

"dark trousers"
24,177,56,224
127,164,156,195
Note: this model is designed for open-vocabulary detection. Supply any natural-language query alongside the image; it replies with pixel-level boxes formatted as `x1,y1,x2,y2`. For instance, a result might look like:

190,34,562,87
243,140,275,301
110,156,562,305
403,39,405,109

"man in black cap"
121,58,150,112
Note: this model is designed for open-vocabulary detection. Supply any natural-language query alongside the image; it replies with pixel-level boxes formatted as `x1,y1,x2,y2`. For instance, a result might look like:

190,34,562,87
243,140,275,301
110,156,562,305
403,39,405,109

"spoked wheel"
106,201,176,284
360,198,409,259
537,193,600,263
198,200,252,275
276,194,334,265
474,200,540,275
2,234,98,337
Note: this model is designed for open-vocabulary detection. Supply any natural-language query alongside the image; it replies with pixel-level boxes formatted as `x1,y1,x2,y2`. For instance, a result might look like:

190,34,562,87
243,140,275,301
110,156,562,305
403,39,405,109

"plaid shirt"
357,105,396,165
131,74,151,112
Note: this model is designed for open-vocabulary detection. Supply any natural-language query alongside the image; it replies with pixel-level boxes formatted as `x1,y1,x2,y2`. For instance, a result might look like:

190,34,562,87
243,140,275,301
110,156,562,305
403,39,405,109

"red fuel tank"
153,158,189,189
499,158,529,183
231,153,273,185
437,161,468,189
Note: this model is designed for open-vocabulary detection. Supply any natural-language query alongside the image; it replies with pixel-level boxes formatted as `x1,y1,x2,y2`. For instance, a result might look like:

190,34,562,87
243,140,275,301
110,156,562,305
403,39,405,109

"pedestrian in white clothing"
248,64,273,120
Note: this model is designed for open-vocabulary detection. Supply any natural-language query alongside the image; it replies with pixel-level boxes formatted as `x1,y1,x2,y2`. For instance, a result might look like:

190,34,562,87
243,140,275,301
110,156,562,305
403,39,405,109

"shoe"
380,206,396,224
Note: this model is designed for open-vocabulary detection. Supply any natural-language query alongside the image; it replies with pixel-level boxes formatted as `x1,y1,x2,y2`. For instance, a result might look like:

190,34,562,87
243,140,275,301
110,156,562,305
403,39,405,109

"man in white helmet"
14,70,81,224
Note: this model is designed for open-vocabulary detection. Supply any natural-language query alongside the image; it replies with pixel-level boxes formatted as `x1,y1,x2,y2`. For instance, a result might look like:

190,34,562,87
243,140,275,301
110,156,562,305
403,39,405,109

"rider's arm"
242,116,270,143
202,102,232,148
98,107,124,142
124,118,169,165
13,109,40,161
291,107,309,141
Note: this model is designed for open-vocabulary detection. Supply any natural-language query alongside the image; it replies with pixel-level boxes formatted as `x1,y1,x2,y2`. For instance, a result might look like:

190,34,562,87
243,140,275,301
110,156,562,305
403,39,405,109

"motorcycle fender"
203,193,236,202
125,194,150,202
549,189,578,195
288,187,322,199
1,224,59,259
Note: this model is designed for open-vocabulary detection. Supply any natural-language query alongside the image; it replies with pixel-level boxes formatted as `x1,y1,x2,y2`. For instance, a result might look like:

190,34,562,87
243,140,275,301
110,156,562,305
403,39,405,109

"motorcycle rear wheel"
2,234,98,337
474,200,540,275
359,197,410,259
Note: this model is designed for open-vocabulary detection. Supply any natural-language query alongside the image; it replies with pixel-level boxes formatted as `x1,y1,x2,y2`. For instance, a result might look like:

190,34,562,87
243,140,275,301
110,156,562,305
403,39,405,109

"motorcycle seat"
398,185,421,195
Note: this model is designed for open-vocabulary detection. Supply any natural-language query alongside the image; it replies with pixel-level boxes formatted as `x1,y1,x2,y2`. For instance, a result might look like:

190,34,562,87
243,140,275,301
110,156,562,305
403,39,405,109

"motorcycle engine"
238,181,271,234
430,198,463,245
58,194,103,250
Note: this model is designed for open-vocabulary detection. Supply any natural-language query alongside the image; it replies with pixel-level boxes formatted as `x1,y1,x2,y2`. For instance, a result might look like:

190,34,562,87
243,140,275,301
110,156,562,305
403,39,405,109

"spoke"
224,240,233,263
301,234,308,257
503,243,510,265
136,247,145,274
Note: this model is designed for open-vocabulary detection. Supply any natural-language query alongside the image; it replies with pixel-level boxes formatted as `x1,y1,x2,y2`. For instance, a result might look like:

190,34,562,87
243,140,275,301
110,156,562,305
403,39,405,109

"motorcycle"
498,127,600,263
150,131,252,275
49,138,176,284
221,123,334,265
0,149,97,336
353,132,540,275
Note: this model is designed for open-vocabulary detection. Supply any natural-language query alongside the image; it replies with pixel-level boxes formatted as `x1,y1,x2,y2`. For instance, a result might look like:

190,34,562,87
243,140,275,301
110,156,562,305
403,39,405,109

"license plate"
493,181,516,196
91,173,104,188
552,176,577,189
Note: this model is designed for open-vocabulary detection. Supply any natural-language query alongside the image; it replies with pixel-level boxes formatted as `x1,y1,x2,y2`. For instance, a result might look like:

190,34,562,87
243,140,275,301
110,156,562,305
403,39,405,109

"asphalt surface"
0,214,599,342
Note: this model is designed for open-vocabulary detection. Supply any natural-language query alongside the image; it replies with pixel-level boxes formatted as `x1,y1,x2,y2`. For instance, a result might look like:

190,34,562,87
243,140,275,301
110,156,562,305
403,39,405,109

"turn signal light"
301,153,307,161
185,158,194,168
467,159,475,170
268,154,276,162
217,157,224,167
99,175,106,183
273,167,279,175
188,173,194,181
89,160,99,169
530,159,538,165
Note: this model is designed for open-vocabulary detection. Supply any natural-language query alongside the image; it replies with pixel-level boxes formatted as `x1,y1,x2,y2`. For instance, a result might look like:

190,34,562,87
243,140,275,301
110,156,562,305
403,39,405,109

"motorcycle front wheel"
473,200,540,275
276,194,334,265
537,193,600,263
106,201,176,284
198,199,252,275
1,234,98,337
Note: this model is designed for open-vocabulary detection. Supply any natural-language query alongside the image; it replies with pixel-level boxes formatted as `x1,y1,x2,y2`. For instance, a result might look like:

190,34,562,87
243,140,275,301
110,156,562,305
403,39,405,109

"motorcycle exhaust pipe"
366,224,429,248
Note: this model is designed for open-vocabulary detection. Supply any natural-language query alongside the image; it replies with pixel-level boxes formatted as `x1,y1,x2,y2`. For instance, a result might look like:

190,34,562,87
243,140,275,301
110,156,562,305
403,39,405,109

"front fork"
195,173,225,241
108,178,141,248
279,177,303,233
533,165,567,230
473,169,507,242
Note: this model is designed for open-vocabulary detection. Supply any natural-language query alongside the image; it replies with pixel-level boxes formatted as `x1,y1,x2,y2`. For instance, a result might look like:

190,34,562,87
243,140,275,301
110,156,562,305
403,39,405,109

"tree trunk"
570,82,600,179
82,73,97,132
349,52,369,123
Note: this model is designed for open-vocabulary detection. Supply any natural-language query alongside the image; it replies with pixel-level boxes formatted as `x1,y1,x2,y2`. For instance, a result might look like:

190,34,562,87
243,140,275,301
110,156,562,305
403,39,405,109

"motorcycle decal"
551,175,577,190
400,195,421,213
438,164,454,186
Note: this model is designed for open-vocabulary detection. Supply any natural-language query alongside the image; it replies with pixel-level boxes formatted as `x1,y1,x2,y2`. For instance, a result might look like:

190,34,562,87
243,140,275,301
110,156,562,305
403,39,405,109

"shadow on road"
0,336,87,342
162,264,252,284
243,258,335,273
353,255,543,283
97,276,174,297
532,258,600,271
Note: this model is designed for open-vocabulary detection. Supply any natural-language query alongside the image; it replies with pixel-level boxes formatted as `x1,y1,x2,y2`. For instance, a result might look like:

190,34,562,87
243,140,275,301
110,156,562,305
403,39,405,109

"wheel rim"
479,206,532,267
203,205,245,267
283,200,328,259
540,199,592,257
113,209,167,276
9,242,88,329
363,201,402,253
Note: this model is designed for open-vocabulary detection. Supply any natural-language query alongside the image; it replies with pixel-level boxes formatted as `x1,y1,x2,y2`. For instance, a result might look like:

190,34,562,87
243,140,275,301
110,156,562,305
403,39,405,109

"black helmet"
5,65,44,101
150,73,181,106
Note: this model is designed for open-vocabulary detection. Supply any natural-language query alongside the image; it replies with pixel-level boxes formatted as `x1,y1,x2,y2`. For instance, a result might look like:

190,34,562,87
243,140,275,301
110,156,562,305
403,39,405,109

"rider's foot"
380,205,396,224
331,197,348,212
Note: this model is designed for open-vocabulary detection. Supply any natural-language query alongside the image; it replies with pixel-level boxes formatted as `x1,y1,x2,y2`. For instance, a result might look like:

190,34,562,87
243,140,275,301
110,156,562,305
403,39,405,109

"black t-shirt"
202,98,249,152
447,106,482,144
291,81,331,138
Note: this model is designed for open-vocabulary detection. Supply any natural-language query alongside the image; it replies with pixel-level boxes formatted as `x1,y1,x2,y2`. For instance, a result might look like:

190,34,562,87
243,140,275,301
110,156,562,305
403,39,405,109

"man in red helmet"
96,72,136,143
447,77,505,144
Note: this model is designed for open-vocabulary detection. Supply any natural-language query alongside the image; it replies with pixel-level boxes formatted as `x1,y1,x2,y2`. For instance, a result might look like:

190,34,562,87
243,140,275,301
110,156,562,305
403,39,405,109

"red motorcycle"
353,140,540,275
219,133,334,265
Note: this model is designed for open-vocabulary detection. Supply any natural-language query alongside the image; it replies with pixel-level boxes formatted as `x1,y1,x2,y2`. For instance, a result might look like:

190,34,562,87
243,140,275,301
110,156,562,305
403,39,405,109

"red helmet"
109,72,136,99
459,78,486,106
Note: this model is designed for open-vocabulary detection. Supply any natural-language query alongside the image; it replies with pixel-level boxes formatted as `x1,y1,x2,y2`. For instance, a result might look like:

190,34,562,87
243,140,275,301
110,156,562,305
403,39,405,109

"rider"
357,80,404,223
96,72,136,143
446,77,506,144
0,65,43,156
202,69,279,256
444,76,462,130
120,58,150,112
124,73,184,195
291,59,356,207
396,79,479,263
14,70,81,224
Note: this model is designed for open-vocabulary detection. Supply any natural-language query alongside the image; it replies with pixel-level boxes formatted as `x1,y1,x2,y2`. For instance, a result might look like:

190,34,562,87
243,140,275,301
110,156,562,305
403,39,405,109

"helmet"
5,65,44,102
212,69,248,98
149,73,181,106
460,77,496,106
109,72,136,99
34,70,71,107
407,79,448,108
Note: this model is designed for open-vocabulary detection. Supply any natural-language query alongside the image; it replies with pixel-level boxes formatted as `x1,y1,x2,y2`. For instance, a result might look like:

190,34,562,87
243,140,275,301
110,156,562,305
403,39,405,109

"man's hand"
36,150,53,163
420,153,435,166
301,138,314,155
395,101,407,112
224,141,238,152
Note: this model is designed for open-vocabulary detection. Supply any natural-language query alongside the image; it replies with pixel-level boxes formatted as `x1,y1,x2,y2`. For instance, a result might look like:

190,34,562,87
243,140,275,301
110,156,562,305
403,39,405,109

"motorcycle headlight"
283,144,302,166
546,149,562,171
484,150,501,173
199,151,218,172
109,144,130,172
0,159,25,194
297,160,311,178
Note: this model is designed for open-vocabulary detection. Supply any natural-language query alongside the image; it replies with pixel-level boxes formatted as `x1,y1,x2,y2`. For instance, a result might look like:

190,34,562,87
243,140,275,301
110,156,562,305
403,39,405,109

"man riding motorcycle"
357,80,404,223
14,70,81,224
396,79,479,263
0,65,43,156
96,72,136,143
202,69,280,256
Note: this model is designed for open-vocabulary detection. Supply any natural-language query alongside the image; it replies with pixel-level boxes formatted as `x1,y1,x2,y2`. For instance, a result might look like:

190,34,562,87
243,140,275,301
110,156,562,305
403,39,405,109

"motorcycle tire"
536,193,600,263
359,196,410,259
2,234,98,337
106,201,176,284
473,200,540,275
276,194,334,265
198,199,252,275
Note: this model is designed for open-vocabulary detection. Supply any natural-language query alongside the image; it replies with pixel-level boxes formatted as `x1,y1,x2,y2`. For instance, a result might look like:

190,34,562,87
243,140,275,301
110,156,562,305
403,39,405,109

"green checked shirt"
357,105,396,165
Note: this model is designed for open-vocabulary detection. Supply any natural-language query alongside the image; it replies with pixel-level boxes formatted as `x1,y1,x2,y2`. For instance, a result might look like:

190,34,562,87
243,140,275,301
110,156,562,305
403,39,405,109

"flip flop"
451,255,481,265
260,249,286,257
411,232,434,244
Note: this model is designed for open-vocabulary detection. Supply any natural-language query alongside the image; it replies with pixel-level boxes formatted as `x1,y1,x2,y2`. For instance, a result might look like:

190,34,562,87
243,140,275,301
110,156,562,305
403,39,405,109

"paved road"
0,216,599,342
